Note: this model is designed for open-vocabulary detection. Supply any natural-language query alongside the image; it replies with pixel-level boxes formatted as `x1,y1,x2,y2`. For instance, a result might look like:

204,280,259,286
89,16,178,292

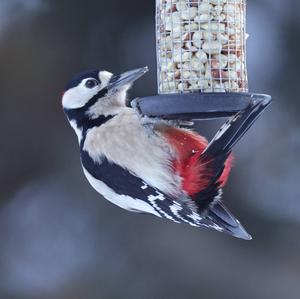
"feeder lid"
132,93,272,120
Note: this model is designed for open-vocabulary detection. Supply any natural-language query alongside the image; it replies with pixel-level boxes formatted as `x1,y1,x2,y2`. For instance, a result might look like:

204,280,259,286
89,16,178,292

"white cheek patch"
62,72,113,110
62,84,99,109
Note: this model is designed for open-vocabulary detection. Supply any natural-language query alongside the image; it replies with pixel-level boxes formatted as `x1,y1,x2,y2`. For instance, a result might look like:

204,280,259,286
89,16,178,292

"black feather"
65,70,99,91
191,99,271,239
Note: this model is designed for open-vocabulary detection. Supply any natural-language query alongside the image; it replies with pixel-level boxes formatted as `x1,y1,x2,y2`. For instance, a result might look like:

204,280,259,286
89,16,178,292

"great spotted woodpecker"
62,67,270,240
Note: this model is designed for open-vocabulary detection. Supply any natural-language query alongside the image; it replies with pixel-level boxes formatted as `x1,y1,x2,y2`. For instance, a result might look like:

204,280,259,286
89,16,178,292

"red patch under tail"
218,154,234,188
160,126,233,197
160,127,209,197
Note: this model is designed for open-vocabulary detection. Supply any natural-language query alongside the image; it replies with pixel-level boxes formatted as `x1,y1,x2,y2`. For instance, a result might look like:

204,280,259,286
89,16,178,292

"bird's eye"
85,79,99,89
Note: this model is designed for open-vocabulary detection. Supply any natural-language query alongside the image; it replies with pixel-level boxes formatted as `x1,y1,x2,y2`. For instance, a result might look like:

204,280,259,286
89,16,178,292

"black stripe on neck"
64,88,108,122
78,114,114,148
85,87,109,109
67,108,114,131
65,87,108,115
64,87,113,128
85,114,114,129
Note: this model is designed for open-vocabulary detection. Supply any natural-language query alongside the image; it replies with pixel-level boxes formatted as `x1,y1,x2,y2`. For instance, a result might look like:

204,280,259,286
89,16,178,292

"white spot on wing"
187,211,202,223
141,182,148,190
170,202,198,227
214,122,231,141
212,113,242,141
147,193,179,223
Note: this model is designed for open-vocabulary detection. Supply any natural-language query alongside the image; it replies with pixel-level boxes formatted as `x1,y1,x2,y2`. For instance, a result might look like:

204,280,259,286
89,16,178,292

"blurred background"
0,0,299,298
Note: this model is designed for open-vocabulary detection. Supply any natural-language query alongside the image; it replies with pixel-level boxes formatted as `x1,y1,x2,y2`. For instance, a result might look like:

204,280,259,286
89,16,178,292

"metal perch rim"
132,92,272,120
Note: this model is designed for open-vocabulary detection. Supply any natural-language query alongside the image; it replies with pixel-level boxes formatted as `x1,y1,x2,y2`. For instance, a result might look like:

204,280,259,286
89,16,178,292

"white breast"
83,108,181,196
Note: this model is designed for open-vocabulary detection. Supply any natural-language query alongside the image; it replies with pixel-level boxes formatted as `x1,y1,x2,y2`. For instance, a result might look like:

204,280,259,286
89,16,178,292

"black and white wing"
81,151,251,240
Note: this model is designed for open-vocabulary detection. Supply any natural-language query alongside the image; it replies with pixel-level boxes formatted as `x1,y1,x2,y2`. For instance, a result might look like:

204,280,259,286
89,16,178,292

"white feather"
83,167,160,216
62,78,100,109
83,108,181,196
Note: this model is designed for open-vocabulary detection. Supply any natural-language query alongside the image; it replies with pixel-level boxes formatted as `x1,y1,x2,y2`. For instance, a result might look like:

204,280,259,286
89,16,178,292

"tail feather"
195,98,271,212
202,99,271,158
207,201,252,240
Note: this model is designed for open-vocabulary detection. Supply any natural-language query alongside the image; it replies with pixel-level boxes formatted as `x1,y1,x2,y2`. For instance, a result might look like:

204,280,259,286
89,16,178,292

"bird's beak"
107,67,149,91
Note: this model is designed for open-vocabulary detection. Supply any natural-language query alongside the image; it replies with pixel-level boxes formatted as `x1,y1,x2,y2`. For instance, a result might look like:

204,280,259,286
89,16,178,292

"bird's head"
62,67,148,125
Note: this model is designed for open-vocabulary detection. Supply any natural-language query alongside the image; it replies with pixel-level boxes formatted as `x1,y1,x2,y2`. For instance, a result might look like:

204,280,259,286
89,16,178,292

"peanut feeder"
132,0,271,122
156,0,248,94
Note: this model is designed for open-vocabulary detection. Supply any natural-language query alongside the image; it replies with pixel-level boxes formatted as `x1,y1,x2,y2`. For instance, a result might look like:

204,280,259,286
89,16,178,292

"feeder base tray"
132,93,272,120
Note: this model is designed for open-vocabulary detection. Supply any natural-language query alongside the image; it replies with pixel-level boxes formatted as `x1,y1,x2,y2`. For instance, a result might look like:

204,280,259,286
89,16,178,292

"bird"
62,66,271,240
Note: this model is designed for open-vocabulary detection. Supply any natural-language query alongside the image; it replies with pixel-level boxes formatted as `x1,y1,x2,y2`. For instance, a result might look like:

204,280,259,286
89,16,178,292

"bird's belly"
82,166,160,216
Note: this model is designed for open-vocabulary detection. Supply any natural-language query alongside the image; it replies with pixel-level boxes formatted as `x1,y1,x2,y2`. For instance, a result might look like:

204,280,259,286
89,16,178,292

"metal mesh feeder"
133,0,271,120
157,0,248,93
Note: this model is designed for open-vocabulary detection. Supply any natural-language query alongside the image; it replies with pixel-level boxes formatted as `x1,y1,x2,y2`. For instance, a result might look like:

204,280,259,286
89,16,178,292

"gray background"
0,0,299,298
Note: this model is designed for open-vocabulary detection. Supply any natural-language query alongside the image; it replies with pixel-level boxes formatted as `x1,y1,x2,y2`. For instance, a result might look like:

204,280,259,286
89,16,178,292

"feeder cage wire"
156,0,248,94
